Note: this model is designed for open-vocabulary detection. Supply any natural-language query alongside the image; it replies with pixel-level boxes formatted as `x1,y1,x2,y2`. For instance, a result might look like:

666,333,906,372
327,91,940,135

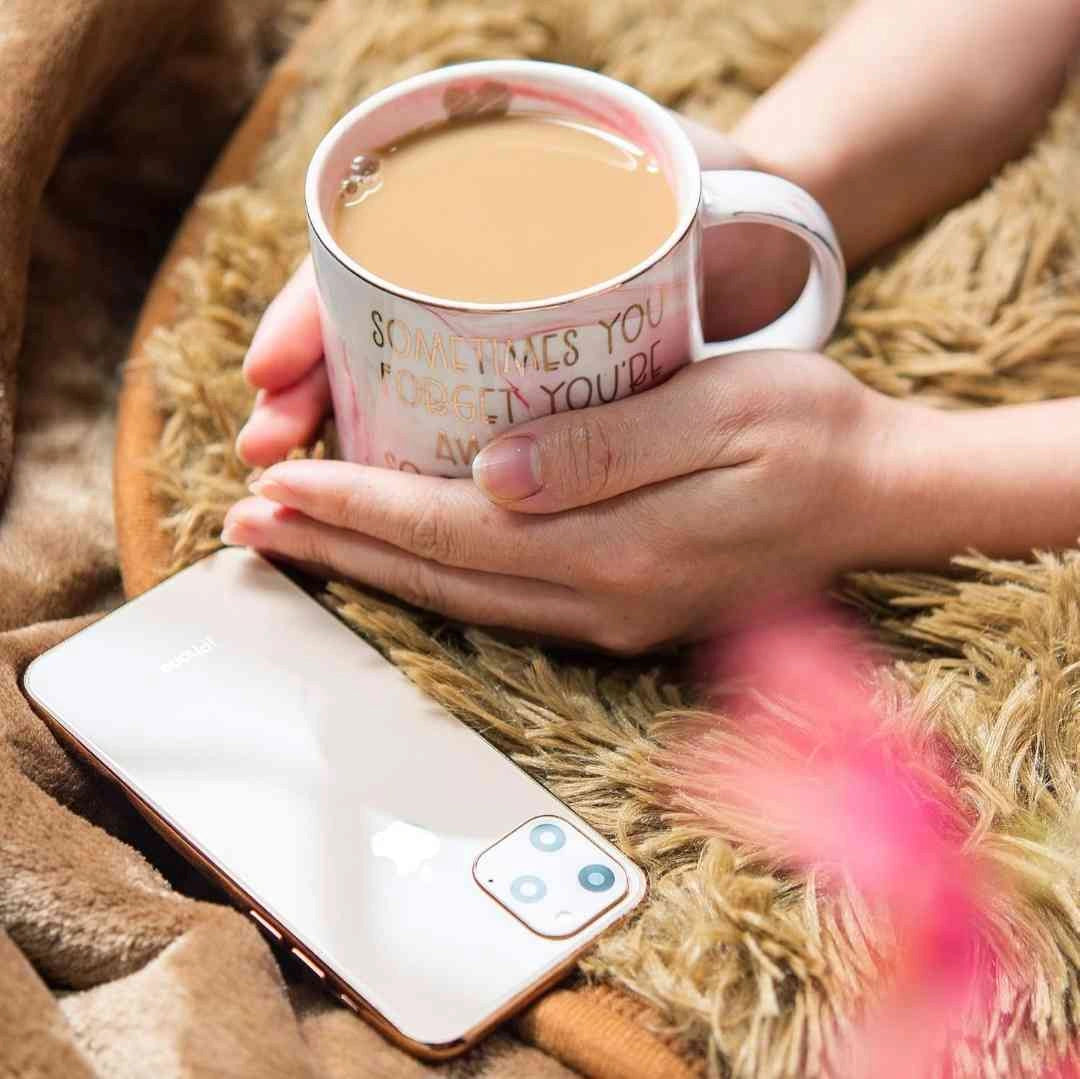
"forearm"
734,0,1080,265
862,397,1080,567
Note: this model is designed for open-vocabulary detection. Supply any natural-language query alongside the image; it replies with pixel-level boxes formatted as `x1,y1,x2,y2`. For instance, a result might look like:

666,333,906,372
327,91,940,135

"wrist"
845,394,965,571
850,394,1080,570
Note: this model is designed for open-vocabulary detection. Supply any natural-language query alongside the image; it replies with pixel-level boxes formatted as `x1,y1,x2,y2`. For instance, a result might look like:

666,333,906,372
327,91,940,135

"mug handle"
694,169,846,357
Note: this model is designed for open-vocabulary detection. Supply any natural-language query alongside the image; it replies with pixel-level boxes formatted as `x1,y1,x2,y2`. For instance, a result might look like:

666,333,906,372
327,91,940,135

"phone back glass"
23,550,645,1048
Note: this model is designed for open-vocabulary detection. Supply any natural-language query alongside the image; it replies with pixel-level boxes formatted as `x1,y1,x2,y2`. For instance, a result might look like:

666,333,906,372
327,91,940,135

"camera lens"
578,864,615,893
510,875,547,903
530,822,566,852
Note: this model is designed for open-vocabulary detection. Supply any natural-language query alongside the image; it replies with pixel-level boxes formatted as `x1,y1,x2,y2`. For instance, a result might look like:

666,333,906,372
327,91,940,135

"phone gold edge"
21,671,650,1061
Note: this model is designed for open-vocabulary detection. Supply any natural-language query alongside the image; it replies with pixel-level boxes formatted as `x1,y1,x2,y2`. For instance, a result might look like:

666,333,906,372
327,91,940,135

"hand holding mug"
229,61,850,649
298,61,843,477
236,108,829,470
227,347,892,650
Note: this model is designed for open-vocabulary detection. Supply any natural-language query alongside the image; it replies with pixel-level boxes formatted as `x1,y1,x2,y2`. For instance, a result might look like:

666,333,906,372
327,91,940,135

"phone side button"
292,948,325,978
248,909,282,941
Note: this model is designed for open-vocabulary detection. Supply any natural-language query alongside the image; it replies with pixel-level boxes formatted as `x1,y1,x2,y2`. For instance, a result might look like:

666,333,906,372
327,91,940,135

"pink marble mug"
305,60,845,477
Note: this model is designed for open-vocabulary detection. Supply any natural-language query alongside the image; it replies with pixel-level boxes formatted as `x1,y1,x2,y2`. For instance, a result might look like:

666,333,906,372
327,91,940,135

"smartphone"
23,548,646,1059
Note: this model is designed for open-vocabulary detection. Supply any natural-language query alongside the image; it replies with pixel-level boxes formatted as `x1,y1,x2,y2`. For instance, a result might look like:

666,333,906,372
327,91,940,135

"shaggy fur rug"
147,0,1080,1074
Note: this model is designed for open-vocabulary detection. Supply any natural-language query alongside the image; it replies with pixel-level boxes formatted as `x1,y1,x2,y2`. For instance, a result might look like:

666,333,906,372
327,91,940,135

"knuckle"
701,383,757,457
398,563,447,614
691,360,777,460
296,525,334,570
591,617,657,656
556,414,624,502
590,551,647,593
584,542,625,591
403,494,456,563
586,526,659,594
338,482,371,531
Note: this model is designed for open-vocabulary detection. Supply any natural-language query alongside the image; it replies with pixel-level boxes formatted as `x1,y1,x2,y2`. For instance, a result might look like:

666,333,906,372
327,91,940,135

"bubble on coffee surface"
340,153,382,206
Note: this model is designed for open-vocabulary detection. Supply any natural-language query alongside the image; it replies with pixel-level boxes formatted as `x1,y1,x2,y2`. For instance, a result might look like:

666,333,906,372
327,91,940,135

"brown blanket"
0,3,337,1073
0,0,306,626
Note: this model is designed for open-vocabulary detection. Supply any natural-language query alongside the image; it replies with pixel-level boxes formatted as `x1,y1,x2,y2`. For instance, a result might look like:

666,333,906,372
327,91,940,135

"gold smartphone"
23,548,646,1059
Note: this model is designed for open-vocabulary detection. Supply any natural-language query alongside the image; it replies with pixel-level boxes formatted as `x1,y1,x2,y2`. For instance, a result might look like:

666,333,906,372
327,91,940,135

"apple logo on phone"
371,820,440,876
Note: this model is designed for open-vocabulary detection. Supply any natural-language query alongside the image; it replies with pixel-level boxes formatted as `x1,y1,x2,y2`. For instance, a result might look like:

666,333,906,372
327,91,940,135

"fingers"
236,362,331,467
471,354,772,514
247,457,577,579
221,496,593,638
243,257,322,392
236,257,329,465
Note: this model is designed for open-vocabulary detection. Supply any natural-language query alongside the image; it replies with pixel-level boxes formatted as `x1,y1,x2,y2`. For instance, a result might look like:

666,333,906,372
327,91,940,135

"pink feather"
680,604,1018,1077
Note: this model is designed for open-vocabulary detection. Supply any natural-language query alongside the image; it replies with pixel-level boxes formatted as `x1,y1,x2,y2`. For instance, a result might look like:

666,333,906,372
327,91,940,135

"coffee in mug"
306,61,846,477
329,113,678,304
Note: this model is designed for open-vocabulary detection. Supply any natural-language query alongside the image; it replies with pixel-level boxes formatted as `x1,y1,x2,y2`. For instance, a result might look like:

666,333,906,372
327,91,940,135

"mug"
305,60,845,477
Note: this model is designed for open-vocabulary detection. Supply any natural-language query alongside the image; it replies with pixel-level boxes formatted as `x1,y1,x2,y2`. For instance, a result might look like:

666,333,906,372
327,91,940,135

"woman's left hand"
225,348,896,652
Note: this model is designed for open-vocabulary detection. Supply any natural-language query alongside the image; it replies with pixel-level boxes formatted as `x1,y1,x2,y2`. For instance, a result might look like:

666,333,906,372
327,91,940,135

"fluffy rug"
146,0,1080,1074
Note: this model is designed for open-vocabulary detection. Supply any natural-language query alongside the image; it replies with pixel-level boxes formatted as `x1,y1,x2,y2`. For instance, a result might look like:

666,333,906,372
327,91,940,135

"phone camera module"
510,874,547,903
529,822,566,852
475,818,633,939
578,864,615,893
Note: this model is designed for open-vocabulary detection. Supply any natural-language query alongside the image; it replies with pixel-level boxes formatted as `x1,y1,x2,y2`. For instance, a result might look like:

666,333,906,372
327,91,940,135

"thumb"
471,355,766,514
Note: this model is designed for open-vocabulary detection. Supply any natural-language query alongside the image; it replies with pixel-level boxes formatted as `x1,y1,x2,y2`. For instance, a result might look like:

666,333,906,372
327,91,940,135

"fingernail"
247,475,284,499
249,472,291,503
472,436,542,502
